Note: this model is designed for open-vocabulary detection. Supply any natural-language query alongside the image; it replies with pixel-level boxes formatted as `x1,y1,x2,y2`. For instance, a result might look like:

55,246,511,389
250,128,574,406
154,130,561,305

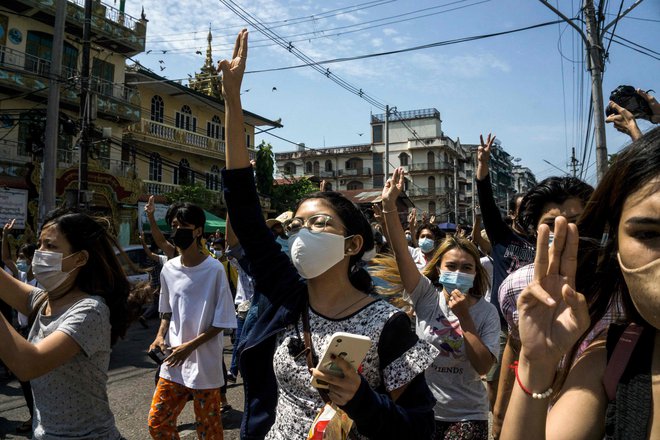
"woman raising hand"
219,30,438,439
380,167,500,439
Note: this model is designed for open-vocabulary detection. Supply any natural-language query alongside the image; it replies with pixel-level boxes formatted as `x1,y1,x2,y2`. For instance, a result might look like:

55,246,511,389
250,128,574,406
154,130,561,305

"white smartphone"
311,332,372,389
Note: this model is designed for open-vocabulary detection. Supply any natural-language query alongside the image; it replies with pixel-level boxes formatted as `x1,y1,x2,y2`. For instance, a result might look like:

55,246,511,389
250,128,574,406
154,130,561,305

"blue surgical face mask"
16,259,29,273
418,237,435,253
439,270,476,294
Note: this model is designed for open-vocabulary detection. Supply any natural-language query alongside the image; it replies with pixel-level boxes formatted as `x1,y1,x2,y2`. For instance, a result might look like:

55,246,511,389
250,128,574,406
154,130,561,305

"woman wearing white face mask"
0,209,142,439
379,167,500,440
500,127,660,440
219,30,438,440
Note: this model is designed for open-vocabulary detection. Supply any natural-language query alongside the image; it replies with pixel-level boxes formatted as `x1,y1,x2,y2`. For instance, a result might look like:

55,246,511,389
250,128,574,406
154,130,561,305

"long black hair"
551,127,660,399
297,191,375,294
576,127,660,330
42,209,138,345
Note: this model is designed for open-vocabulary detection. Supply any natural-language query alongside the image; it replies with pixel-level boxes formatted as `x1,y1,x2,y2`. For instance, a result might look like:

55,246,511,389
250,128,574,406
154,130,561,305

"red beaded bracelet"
509,361,553,399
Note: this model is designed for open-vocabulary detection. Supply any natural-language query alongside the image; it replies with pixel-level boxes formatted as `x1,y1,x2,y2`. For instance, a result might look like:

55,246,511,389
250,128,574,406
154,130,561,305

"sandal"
16,418,32,433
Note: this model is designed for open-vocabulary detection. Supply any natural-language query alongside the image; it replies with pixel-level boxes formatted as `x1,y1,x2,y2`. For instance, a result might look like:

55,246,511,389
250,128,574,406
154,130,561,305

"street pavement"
0,319,245,439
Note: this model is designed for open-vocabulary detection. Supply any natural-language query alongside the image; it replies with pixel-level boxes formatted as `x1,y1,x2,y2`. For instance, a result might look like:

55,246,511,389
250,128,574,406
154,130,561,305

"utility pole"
39,0,66,226
583,0,607,182
570,147,579,177
78,0,93,207
384,105,390,174
453,157,458,224
539,0,644,182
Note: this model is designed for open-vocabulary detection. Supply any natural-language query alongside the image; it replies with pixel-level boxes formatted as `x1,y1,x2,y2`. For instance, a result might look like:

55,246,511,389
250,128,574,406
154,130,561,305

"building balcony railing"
126,119,226,158
320,170,335,178
67,0,142,32
143,180,178,196
0,46,140,122
407,162,453,173
57,149,136,178
406,188,438,199
143,180,224,205
0,45,139,105
337,167,372,177
5,0,146,54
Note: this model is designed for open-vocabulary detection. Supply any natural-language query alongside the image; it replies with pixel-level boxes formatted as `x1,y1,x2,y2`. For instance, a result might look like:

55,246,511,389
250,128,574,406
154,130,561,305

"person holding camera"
606,88,660,141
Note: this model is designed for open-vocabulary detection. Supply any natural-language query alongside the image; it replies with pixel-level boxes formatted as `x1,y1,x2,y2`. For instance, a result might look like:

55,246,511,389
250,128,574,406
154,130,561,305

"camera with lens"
605,85,654,121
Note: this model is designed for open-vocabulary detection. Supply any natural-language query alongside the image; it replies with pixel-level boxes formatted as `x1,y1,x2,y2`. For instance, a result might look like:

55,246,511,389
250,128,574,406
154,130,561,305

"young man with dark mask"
147,203,237,439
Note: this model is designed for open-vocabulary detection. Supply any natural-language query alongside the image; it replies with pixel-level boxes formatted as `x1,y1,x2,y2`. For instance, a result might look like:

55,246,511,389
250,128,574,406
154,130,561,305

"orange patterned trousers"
148,377,224,439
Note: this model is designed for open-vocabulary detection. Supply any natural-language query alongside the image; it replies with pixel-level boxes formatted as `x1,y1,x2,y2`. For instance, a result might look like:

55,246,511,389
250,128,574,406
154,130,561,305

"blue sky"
125,0,659,184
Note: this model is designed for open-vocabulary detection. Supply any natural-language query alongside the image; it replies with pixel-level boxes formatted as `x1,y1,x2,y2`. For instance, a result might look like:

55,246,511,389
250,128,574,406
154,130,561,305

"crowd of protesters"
0,29,658,440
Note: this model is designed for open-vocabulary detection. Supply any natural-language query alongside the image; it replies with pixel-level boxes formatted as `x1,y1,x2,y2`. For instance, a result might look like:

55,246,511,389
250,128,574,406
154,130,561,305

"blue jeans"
229,315,245,376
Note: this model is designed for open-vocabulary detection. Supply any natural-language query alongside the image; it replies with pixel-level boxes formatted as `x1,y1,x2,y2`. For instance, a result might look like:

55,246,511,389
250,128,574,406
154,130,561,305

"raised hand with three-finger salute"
500,216,590,440
476,133,495,180
517,217,590,372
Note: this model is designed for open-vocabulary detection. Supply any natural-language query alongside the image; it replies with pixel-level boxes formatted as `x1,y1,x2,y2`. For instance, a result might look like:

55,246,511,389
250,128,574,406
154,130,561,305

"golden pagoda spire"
188,24,222,99
205,24,214,70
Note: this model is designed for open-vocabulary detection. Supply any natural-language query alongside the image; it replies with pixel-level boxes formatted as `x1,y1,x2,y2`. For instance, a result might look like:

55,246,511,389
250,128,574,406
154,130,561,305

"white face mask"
32,250,79,293
618,253,660,329
288,228,347,279
214,249,223,258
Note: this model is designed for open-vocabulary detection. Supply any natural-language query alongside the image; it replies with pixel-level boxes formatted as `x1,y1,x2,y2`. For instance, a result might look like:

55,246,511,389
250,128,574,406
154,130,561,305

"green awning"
142,210,226,234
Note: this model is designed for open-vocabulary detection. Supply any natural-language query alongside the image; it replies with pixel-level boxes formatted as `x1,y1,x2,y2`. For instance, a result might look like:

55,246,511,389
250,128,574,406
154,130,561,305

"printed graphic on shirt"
430,313,464,360
503,243,535,274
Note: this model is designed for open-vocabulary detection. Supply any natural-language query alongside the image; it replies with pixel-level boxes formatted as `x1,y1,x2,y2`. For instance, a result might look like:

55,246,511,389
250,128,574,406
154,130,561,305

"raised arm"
219,29,250,171
219,30,304,307
2,220,18,277
225,213,239,248
475,133,510,244
145,196,176,259
139,233,161,262
381,168,422,294
407,208,418,247
471,209,492,255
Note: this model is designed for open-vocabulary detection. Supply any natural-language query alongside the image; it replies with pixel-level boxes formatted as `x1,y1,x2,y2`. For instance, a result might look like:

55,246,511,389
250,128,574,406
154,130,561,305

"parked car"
116,245,150,285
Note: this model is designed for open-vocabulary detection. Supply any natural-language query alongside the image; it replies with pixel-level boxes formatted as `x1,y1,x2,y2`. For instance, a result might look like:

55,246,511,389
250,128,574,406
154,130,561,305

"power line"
144,0,488,53
611,38,660,60
219,0,387,110
604,0,625,59
101,0,398,45
125,18,565,86
608,32,660,56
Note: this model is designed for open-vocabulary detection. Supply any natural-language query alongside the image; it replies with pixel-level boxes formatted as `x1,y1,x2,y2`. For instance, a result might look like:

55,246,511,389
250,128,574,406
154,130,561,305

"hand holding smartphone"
148,346,171,365
311,332,371,389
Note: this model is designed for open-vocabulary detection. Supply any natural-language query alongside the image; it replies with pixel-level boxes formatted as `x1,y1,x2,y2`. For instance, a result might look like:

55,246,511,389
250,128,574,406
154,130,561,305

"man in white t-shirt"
147,203,236,439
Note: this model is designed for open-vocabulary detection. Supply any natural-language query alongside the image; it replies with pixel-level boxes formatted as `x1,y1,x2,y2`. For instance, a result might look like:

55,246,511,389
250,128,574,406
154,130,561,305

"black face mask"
172,228,196,250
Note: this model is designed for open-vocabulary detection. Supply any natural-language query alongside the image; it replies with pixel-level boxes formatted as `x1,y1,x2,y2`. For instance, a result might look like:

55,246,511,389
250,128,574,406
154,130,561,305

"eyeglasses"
285,214,337,236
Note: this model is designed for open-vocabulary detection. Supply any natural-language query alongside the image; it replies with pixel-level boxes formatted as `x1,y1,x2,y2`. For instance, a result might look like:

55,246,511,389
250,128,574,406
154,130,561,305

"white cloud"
410,52,511,78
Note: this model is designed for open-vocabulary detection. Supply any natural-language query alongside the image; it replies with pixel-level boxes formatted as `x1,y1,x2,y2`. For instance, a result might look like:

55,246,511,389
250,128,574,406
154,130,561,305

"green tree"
255,140,274,195
164,183,218,212
271,176,318,213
